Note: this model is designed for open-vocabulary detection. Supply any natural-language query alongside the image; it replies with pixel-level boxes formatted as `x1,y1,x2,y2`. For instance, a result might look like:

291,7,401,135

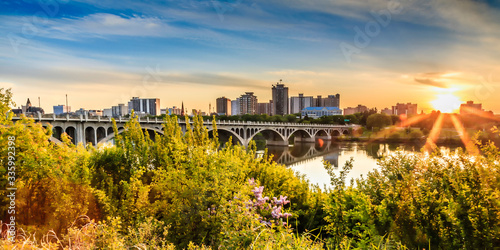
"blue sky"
1,0,500,113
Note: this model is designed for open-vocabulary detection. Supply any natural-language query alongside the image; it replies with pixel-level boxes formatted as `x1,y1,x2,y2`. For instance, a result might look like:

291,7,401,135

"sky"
1,0,500,114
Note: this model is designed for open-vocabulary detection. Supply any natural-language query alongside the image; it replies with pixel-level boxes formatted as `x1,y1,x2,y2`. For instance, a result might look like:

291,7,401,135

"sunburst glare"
431,93,462,113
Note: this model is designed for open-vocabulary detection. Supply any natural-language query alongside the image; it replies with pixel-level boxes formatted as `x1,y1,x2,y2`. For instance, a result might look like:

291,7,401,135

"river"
260,141,463,189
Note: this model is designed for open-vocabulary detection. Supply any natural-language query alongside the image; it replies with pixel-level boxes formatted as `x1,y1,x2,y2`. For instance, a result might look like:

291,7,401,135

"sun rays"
366,107,498,155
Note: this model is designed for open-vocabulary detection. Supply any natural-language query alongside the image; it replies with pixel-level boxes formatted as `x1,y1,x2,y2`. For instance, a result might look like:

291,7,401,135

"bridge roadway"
12,113,357,147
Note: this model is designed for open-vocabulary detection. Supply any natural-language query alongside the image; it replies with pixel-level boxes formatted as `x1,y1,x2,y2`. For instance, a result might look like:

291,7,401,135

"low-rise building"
12,98,45,116
460,101,483,115
103,108,112,117
381,108,393,115
168,106,182,116
301,107,342,118
54,104,71,115
112,104,128,117
392,103,417,116
343,105,368,115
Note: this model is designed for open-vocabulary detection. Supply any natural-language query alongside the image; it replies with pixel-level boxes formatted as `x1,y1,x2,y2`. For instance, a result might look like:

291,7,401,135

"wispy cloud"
54,13,170,37
2,0,500,112
414,78,448,88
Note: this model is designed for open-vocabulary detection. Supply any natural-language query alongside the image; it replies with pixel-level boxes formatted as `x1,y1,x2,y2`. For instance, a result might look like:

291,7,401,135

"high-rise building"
216,97,232,116
257,101,273,115
392,103,417,116
343,105,368,115
239,92,258,115
323,94,340,108
231,99,240,116
313,95,324,107
290,94,314,114
128,97,160,116
272,83,289,115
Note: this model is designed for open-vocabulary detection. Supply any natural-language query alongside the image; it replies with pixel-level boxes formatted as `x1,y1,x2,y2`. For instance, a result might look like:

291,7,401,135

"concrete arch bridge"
12,114,358,147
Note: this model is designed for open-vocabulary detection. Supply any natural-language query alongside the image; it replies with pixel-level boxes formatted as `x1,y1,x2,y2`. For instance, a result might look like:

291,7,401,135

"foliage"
408,129,424,140
323,140,500,249
0,113,96,236
366,113,393,130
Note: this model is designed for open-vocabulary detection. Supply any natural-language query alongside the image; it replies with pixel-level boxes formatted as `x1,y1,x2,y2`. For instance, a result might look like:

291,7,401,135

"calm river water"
260,141,462,189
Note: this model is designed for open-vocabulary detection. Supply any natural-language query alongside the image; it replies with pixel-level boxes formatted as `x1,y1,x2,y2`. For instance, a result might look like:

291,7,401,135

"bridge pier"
76,123,85,145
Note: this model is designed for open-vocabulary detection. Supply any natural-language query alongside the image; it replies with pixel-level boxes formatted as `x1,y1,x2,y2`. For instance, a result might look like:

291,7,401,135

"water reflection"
264,141,462,189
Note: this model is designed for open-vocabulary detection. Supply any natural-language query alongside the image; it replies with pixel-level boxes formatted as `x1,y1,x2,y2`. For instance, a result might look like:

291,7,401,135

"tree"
0,88,15,124
366,113,392,130
285,114,298,123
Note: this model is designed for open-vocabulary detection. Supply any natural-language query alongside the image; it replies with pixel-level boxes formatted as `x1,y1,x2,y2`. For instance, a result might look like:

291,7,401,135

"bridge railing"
11,114,357,128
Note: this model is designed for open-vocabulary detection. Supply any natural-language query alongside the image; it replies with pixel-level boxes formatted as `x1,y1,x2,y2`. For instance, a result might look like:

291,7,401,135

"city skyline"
1,1,500,113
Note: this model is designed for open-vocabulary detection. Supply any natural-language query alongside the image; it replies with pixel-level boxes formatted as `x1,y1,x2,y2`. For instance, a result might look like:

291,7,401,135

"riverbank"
334,136,466,145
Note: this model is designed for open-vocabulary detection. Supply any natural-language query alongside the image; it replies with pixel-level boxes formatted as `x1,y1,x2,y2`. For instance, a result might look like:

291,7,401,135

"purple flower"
256,196,269,206
273,195,290,206
248,178,256,185
271,206,282,219
252,186,264,199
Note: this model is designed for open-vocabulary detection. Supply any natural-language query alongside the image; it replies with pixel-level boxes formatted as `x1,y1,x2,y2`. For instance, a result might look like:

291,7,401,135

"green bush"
323,142,500,249
408,129,424,140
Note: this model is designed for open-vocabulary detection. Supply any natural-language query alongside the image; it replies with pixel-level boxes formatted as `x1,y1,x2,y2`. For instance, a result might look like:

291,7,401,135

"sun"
430,93,462,113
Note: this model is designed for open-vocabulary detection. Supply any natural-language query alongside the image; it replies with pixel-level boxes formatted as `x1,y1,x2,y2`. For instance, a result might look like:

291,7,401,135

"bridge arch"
85,127,96,146
288,129,314,144
314,129,329,137
97,127,164,144
52,126,63,141
96,127,106,143
65,126,76,144
332,130,341,136
248,128,287,146
208,128,245,146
